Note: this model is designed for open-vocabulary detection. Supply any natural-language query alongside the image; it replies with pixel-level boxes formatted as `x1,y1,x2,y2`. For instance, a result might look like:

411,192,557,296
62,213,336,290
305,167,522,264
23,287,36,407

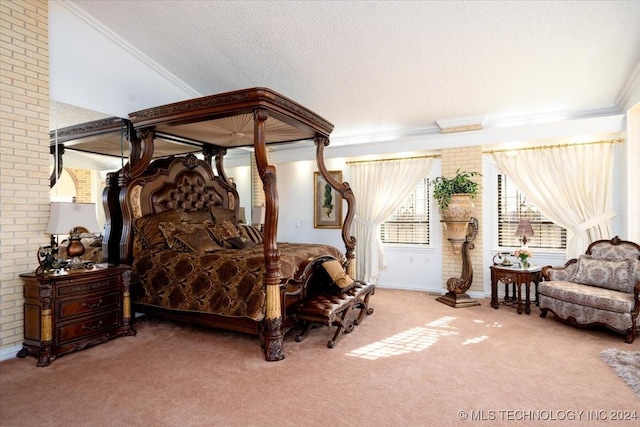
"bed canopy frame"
51,88,356,361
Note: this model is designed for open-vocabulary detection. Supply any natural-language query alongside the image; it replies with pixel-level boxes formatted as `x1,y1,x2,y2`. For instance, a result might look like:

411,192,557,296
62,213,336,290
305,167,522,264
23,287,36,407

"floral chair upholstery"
539,237,640,343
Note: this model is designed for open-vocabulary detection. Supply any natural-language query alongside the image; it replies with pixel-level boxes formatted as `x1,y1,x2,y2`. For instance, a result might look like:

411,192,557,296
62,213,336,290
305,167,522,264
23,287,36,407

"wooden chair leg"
353,289,375,325
327,306,354,348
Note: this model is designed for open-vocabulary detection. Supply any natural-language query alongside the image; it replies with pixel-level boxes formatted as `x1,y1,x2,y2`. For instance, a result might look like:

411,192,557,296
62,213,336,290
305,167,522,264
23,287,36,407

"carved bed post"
49,143,64,188
116,129,153,265
436,217,481,308
254,108,284,361
315,137,357,277
102,172,122,264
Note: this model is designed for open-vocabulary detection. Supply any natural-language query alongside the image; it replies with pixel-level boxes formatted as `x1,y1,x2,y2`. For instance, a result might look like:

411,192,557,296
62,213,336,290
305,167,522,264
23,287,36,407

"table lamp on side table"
45,202,101,269
515,218,534,249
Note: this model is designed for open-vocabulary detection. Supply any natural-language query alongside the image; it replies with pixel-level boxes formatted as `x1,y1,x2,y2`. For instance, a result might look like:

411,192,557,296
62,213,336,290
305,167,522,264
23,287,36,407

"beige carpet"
1,288,639,426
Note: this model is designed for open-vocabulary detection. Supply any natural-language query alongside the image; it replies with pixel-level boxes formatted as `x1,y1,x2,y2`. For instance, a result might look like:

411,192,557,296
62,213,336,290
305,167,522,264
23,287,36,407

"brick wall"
440,146,484,293
0,0,49,352
66,167,92,203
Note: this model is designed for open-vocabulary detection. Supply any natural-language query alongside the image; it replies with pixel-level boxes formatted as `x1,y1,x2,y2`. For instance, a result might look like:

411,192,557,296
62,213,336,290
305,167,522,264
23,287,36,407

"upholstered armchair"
539,237,640,343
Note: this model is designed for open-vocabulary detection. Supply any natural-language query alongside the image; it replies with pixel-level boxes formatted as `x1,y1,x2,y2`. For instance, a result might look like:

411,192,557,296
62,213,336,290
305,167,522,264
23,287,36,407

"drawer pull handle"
82,299,103,309
82,321,103,331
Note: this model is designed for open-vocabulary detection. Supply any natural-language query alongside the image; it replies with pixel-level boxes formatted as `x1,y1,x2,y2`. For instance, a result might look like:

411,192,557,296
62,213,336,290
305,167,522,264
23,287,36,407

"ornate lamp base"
436,291,480,308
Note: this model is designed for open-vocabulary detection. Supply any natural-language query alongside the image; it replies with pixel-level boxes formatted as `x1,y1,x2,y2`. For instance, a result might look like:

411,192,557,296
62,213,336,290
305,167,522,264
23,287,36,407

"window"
380,177,430,244
497,174,566,249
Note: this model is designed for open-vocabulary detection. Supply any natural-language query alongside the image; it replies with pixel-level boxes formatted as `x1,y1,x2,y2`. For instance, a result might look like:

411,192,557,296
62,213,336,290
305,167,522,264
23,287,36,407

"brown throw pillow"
179,209,213,224
226,236,257,249
205,220,241,247
158,222,222,253
133,209,181,250
322,259,355,292
209,205,237,223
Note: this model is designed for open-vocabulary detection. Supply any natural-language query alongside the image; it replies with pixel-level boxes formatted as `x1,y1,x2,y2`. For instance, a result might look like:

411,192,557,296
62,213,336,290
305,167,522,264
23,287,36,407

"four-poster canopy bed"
52,88,359,361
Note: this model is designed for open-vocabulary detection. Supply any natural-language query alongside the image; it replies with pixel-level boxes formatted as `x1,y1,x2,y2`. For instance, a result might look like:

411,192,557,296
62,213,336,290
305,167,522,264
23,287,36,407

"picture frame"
314,171,343,229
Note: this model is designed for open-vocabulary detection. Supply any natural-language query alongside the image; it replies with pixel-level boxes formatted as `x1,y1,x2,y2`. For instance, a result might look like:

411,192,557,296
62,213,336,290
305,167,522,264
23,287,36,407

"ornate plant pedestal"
436,217,481,308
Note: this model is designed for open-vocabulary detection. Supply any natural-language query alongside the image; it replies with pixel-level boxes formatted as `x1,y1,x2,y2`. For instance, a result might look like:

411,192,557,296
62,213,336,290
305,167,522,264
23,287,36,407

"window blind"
380,177,430,244
497,174,566,249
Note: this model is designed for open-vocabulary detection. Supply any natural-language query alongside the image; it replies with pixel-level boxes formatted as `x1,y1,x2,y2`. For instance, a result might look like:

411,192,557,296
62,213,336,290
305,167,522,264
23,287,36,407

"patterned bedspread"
131,242,344,321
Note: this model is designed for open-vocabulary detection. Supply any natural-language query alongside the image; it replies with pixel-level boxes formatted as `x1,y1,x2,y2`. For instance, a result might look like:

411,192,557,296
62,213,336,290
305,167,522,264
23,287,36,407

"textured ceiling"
58,1,640,144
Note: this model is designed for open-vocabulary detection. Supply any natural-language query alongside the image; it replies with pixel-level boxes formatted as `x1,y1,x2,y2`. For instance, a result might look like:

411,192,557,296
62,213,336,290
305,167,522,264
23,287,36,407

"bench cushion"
297,293,354,323
539,280,634,314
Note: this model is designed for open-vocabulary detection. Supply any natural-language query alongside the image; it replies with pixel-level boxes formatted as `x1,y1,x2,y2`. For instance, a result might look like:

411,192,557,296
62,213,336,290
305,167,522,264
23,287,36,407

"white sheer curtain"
492,142,616,259
349,157,433,282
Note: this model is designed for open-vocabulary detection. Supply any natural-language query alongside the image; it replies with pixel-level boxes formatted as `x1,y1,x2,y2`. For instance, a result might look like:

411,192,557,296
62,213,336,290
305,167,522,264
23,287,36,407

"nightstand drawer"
56,311,121,344
56,276,120,297
57,291,120,320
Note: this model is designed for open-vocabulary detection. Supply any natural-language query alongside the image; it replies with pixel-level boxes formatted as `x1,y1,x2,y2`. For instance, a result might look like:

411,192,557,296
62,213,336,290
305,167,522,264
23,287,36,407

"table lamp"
46,202,101,269
515,218,534,249
251,205,266,232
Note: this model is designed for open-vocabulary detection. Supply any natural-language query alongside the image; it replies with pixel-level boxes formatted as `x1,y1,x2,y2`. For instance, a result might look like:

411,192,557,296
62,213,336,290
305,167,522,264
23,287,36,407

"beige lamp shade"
514,219,534,238
251,205,266,225
46,202,101,235
237,207,246,224
515,218,534,247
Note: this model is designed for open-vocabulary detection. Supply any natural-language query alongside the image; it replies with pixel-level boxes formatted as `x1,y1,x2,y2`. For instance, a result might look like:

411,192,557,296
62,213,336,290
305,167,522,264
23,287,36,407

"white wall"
49,0,636,299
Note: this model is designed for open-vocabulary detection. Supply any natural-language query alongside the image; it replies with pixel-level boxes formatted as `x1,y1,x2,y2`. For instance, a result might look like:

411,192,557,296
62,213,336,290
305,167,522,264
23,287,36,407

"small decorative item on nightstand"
513,249,533,269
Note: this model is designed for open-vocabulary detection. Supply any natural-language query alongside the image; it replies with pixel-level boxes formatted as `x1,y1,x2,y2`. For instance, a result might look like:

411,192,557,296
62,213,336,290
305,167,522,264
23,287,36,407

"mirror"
50,101,122,230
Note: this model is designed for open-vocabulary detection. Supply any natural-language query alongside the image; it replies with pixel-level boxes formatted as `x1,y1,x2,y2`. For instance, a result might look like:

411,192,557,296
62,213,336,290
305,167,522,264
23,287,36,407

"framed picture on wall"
314,171,343,229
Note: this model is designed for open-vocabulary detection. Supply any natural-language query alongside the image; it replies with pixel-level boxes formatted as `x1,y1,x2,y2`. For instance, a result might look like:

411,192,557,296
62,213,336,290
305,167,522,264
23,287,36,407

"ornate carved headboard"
121,154,239,263
130,155,237,218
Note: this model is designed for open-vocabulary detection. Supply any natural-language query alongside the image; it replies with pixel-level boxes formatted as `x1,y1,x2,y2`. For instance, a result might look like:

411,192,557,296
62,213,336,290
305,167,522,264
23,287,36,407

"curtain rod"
346,154,440,165
483,138,624,155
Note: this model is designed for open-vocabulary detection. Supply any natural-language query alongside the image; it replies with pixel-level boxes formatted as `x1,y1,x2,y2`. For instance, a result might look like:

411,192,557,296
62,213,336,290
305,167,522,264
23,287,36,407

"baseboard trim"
0,344,22,362
375,283,487,300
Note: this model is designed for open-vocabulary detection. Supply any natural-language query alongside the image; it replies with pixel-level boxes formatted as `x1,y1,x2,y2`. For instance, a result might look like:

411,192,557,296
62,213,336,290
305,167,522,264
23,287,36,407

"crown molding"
484,106,622,128
60,1,201,98
617,61,640,112
436,115,486,133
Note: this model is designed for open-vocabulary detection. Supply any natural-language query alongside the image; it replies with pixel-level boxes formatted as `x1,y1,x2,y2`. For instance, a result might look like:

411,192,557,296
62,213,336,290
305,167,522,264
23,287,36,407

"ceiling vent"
436,115,486,134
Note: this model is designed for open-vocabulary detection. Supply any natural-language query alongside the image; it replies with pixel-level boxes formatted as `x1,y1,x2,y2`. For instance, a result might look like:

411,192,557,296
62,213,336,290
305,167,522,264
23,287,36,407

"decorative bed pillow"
158,222,223,253
209,205,237,223
239,224,264,244
178,209,213,224
322,259,356,292
571,254,632,293
205,220,241,247
133,209,181,250
226,236,257,249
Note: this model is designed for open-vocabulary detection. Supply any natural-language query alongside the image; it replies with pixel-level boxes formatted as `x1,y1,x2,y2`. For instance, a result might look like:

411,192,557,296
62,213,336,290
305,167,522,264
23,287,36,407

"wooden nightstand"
17,264,136,366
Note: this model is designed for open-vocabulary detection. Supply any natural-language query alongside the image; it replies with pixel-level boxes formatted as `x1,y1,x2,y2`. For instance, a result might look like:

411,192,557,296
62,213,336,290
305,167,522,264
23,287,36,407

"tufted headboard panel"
128,154,237,220
150,170,226,214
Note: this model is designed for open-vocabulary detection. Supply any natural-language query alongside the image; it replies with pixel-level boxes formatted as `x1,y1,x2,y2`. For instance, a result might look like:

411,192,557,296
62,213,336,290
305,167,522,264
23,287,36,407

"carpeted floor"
600,349,640,398
1,288,639,426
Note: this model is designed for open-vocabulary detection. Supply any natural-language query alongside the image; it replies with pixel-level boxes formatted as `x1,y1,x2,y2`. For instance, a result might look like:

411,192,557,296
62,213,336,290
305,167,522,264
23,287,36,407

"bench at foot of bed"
294,281,375,348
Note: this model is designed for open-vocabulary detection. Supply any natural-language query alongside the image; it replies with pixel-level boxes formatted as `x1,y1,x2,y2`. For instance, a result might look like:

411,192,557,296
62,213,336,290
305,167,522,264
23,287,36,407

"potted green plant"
431,169,481,211
431,169,482,253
